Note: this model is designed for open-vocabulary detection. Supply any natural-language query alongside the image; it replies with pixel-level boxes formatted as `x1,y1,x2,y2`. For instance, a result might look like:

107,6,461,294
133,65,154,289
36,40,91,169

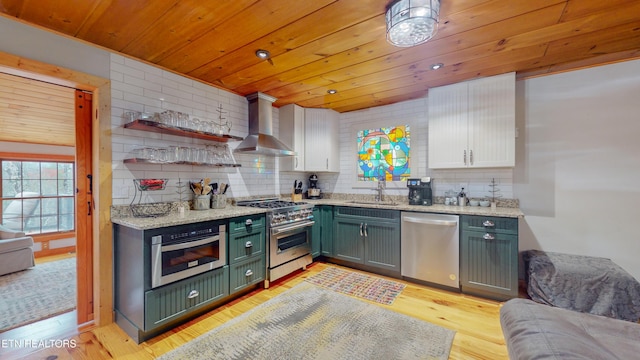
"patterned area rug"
305,267,406,305
0,257,76,332
159,282,455,360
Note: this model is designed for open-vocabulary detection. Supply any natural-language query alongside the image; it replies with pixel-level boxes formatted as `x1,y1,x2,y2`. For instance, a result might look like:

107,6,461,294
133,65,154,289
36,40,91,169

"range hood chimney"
234,92,295,156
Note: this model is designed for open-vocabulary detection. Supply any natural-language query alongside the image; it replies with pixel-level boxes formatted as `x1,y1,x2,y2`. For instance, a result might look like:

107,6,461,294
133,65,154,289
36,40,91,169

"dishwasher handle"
402,216,458,227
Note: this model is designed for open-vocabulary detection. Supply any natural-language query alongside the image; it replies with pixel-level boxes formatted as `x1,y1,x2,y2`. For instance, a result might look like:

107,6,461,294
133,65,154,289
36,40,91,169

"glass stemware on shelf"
127,144,236,166
127,109,232,137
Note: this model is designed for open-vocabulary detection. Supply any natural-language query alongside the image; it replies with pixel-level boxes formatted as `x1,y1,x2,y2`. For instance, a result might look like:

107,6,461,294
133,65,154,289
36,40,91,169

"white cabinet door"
428,82,469,169
279,104,305,171
304,108,339,172
428,72,515,169
467,72,515,167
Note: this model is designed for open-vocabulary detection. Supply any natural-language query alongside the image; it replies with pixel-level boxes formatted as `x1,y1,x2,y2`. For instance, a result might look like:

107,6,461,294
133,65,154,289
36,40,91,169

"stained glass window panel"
357,125,410,181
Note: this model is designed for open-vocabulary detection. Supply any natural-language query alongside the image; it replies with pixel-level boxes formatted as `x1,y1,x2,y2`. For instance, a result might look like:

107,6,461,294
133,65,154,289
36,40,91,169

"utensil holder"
211,194,227,209
193,194,211,210
292,193,302,201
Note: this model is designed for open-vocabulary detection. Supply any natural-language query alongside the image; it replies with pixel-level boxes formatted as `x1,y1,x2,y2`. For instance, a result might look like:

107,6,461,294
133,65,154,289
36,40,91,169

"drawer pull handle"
187,290,199,299
245,241,253,248
483,220,495,227
483,233,495,240
245,269,254,277
245,219,253,226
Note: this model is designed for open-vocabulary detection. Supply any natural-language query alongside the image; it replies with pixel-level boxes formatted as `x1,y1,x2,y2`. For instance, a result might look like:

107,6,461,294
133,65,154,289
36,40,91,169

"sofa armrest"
0,224,26,239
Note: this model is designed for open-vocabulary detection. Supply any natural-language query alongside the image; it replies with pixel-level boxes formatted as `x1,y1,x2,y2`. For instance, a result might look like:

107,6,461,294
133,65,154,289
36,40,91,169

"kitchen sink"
347,200,399,206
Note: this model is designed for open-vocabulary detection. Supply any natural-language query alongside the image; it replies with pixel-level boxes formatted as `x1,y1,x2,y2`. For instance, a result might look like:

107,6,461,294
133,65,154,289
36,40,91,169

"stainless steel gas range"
236,198,315,287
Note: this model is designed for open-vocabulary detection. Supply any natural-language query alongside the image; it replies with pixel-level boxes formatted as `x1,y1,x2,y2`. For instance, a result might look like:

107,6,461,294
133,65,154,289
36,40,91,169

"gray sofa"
0,224,35,276
501,298,640,359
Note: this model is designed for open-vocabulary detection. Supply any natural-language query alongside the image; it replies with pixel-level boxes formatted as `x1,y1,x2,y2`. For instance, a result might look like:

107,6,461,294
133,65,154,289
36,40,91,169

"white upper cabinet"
279,104,306,171
428,72,515,169
304,108,340,172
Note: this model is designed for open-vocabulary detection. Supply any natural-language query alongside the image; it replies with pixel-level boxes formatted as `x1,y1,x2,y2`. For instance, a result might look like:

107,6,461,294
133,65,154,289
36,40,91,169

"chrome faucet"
373,164,386,202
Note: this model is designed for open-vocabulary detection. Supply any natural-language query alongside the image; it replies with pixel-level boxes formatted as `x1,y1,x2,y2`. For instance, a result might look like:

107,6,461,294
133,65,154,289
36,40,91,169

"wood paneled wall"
0,72,76,146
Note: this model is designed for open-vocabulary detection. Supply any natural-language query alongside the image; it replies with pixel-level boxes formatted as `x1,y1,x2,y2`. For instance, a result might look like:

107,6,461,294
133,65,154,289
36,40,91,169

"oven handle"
162,235,219,252
271,220,315,235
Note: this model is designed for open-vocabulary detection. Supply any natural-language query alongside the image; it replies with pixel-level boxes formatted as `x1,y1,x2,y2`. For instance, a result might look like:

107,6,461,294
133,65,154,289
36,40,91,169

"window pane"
41,162,58,180
2,179,19,197
22,162,40,179
58,163,73,180
42,197,58,216
25,213,40,234
21,180,40,195
2,199,23,231
59,197,74,215
41,179,58,196
2,161,21,179
40,215,58,233
59,213,74,231
58,179,74,196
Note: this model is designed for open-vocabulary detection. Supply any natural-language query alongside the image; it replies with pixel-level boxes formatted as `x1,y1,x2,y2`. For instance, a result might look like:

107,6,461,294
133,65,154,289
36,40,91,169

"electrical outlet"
42,241,49,250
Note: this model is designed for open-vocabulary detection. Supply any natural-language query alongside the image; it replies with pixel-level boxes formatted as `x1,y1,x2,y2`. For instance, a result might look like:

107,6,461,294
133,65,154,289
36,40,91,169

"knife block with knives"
292,180,303,201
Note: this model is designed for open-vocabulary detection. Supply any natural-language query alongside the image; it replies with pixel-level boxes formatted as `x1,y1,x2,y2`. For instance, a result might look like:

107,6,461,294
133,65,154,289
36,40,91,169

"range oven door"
151,226,226,288
270,220,314,268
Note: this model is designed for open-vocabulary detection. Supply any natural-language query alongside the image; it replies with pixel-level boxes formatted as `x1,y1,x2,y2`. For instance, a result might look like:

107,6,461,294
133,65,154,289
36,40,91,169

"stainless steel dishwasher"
401,212,460,290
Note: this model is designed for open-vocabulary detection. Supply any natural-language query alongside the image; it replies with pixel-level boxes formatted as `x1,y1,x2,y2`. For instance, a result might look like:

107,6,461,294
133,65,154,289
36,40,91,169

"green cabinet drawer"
461,214,518,300
229,256,265,294
461,215,518,235
229,214,266,234
229,227,264,264
144,266,229,330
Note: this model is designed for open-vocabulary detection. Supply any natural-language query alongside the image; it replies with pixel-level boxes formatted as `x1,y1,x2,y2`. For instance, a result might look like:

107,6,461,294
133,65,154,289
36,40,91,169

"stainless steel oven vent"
234,92,295,156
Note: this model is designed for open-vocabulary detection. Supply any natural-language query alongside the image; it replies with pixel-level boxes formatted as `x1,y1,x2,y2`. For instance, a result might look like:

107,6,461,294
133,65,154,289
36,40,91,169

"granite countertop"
111,197,523,230
111,205,269,230
305,199,524,218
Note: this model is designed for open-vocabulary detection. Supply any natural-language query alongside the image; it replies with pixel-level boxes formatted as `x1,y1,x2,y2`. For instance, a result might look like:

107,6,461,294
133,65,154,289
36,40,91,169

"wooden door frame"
0,50,113,328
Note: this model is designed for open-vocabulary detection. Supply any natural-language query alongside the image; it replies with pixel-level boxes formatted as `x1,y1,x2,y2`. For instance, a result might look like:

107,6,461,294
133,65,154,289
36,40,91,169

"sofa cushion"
501,298,640,360
0,236,34,253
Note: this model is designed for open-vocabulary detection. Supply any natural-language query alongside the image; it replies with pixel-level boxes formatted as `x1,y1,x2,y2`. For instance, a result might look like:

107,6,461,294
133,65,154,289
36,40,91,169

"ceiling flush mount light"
255,49,271,60
386,0,440,47
327,89,337,94
430,63,444,70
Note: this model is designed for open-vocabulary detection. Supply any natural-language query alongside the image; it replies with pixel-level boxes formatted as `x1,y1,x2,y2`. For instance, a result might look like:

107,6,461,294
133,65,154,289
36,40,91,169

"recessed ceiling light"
430,63,444,70
327,89,337,94
255,49,271,59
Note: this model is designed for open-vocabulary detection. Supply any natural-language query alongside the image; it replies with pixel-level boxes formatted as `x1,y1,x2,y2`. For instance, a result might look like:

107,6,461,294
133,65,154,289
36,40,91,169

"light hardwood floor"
1,261,509,359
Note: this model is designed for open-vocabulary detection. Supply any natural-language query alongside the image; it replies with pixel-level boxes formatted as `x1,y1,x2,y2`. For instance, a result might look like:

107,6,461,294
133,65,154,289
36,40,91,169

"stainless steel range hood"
234,92,295,156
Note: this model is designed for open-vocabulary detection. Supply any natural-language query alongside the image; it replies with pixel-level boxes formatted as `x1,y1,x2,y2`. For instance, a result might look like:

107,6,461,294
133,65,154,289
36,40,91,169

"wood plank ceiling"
1,0,639,112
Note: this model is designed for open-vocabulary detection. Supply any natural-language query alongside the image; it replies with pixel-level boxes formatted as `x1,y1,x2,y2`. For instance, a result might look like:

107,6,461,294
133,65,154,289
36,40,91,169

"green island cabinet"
460,215,519,300
228,214,266,294
332,206,400,274
113,214,266,343
311,205,334,258
113,221,230,343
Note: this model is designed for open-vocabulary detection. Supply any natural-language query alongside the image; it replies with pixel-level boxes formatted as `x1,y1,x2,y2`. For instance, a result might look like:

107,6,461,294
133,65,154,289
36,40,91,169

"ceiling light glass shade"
386,0,440,47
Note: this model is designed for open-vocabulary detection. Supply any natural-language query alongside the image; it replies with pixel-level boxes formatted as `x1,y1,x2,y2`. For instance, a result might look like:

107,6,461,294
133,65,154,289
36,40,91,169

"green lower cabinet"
229,256,265,294
460,215,519,300
144,265,229,330
320,205,334,257
363,221,400,271
311,207,322,258
229,227,265,263
332,207,400,272
333,216,365,263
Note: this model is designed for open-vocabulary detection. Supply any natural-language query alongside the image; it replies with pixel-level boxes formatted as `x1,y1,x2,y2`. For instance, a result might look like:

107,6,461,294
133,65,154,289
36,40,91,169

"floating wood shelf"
124,119,243,142
123,158,241,167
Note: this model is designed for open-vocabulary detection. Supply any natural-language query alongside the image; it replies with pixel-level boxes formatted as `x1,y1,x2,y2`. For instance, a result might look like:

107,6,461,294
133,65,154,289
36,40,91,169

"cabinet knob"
482,220,495,227
482,233,495,240
363,223,368,237
245,241,253,248
187,290,200,299
463,150,467,165
470,150,474,165
245,219,253,226
245,269,254,277
359,223,364,236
